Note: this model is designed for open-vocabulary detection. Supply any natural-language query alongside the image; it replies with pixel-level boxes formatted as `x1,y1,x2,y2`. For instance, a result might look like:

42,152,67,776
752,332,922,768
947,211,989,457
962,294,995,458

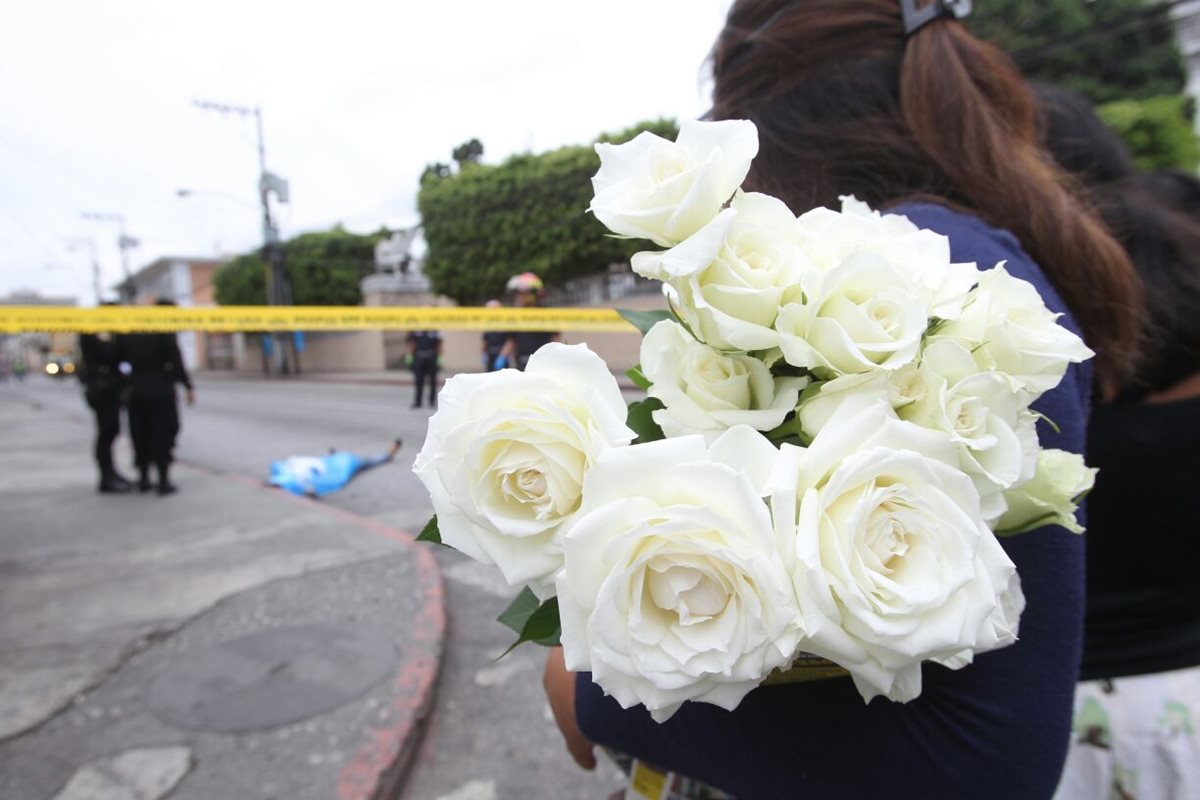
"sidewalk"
194,368,642,391
0,393,445,800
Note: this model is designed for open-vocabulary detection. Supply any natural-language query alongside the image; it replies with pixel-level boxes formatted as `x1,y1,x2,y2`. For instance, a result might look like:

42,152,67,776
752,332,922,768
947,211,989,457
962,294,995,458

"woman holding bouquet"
544,1,1144,797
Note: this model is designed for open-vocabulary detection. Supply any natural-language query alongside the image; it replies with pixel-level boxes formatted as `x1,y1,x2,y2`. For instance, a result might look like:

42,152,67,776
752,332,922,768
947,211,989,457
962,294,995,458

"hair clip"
899,0,972,36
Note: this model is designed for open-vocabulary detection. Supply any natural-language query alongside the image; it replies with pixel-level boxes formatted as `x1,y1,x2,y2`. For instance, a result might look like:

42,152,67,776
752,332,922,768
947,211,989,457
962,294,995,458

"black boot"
156,464,177,496
98,473,132,494
137,468,154,493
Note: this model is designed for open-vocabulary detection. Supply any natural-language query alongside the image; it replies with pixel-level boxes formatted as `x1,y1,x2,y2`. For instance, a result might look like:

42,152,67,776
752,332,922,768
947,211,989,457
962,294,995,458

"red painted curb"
203,468,447,800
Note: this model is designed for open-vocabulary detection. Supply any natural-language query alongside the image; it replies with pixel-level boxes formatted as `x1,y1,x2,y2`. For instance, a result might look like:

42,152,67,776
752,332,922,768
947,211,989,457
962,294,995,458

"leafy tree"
214,228,385,306
969,0,1187,105
418,119,679,305
420,162,452,185
1098,94,1200,171
451,138,484,168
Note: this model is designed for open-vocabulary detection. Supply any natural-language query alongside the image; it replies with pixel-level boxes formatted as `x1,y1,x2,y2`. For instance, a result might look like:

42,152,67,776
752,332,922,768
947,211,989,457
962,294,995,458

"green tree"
1098,94,1200,171
214,227,385,306
451,138,484,168
969,0,1187,105
418,119,679,305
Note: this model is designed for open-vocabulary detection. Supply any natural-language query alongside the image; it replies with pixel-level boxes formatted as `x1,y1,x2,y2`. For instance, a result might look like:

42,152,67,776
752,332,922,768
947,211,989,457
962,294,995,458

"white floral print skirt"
1055,664,1200,800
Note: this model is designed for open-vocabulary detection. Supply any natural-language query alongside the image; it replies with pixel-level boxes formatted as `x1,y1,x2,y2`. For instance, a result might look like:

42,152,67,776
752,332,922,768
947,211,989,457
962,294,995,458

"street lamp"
175,188,256,208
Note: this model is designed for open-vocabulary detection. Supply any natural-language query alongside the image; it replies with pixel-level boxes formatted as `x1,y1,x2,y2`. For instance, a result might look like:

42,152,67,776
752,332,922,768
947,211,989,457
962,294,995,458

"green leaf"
416,515,442,544
626,397,666,444
994,511,1060,537
625,364,651,391
617,308,672,335
497,587,561,656
1033,412,1062,434
764,414,812,447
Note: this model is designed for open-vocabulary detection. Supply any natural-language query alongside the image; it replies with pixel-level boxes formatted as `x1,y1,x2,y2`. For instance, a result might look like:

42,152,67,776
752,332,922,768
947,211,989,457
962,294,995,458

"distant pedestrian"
495,272,559,371
77,308,132,494
406,328,442,408
122,300,194,495
481,299,507,372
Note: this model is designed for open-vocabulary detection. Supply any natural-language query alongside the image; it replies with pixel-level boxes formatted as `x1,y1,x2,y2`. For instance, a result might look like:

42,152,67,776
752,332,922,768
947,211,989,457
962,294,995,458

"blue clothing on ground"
268,451,391,497
575,203,1092,799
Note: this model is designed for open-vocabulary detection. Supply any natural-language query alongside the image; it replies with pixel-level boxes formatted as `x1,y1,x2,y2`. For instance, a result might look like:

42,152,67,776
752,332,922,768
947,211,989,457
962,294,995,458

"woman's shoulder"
889,201,1066,312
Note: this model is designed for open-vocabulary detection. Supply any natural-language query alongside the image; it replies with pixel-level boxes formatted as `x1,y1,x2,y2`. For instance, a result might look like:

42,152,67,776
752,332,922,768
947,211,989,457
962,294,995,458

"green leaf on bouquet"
1033,411,1062,434
617,308,673,335
626,397,666,444
416,515,443,544
625,364,652,391
497,587,561,656
764,414,812,447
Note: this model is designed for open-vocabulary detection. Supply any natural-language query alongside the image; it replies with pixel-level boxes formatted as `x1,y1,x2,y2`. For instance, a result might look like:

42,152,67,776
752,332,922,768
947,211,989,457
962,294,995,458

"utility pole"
193,99,292,375
81,211,137,286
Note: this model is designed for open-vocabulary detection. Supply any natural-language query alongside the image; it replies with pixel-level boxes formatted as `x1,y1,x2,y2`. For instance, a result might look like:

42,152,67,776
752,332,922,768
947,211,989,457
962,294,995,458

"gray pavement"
0,384,440,799
0,376,627,800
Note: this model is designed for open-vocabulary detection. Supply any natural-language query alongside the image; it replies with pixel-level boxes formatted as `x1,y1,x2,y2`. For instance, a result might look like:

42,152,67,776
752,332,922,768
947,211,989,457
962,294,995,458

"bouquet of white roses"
413,120,1096,722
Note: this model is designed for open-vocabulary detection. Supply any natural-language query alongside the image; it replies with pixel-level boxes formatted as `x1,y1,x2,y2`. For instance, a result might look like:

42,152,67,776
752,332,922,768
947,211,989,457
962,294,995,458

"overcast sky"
0,0,733,304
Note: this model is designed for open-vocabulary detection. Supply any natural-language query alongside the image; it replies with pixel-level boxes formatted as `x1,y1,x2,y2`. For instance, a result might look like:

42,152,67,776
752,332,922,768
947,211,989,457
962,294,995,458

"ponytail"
900,21,1142,394
711,0,1144,395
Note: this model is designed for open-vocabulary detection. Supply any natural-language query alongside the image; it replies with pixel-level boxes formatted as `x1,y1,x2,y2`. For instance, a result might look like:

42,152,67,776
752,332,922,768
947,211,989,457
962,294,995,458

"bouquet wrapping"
414,120,1096,722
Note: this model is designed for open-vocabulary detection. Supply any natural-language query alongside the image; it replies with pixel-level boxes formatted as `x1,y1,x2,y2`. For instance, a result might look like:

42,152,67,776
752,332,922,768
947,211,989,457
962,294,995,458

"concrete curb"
210,471,448,800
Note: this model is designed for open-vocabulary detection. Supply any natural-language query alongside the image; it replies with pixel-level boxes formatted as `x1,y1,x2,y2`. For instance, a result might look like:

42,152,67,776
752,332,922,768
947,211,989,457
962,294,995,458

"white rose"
795,196,980,319
641,320,806,439
796,366,940,438
632,192,813,351
776,253,928,376
996,449,1096,535
900,339,1039,520
413,343,634,596
589,119,758,248
557,433,802,722
937,264,1094,399
768,398,1025,703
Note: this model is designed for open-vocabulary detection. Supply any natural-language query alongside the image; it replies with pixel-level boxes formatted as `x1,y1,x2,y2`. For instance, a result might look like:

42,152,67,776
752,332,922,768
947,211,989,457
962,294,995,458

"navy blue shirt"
575,204,1091,799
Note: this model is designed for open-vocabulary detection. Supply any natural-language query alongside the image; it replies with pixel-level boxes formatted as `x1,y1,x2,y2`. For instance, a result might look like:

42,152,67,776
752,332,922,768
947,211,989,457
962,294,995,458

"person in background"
122,299,194,495
481,299,508,372
543,2,1144,798
77,303,131,494
406,327,442,409
495,272,559,371
1033,82,1200,800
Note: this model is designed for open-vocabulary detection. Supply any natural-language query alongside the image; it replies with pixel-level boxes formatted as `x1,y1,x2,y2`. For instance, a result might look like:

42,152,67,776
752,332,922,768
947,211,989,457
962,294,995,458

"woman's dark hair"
709,0,1144,396
1035,82,1200,400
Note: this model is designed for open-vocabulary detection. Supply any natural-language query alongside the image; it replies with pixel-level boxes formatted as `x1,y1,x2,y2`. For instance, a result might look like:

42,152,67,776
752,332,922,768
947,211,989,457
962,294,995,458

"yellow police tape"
0,306,637,334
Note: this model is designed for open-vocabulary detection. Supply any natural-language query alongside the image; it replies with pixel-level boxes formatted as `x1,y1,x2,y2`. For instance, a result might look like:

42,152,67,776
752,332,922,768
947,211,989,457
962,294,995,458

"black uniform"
407,330,441,408
507,331,557,371
121,332,192,492
482,330,508,372
78,332,128,490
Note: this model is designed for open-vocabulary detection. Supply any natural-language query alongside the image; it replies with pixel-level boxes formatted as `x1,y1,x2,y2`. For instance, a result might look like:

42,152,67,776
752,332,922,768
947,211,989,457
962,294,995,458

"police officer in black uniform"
77,309,132,493
122,300,194,495
496,272,559,371
406,328,442,408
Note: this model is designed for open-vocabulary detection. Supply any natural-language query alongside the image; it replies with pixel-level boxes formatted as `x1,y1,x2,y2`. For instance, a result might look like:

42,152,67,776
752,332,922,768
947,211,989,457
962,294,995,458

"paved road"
8,374,624,800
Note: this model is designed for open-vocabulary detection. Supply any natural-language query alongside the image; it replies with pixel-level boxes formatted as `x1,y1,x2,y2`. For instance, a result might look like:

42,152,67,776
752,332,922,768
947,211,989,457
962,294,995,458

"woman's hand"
543,646,597,770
